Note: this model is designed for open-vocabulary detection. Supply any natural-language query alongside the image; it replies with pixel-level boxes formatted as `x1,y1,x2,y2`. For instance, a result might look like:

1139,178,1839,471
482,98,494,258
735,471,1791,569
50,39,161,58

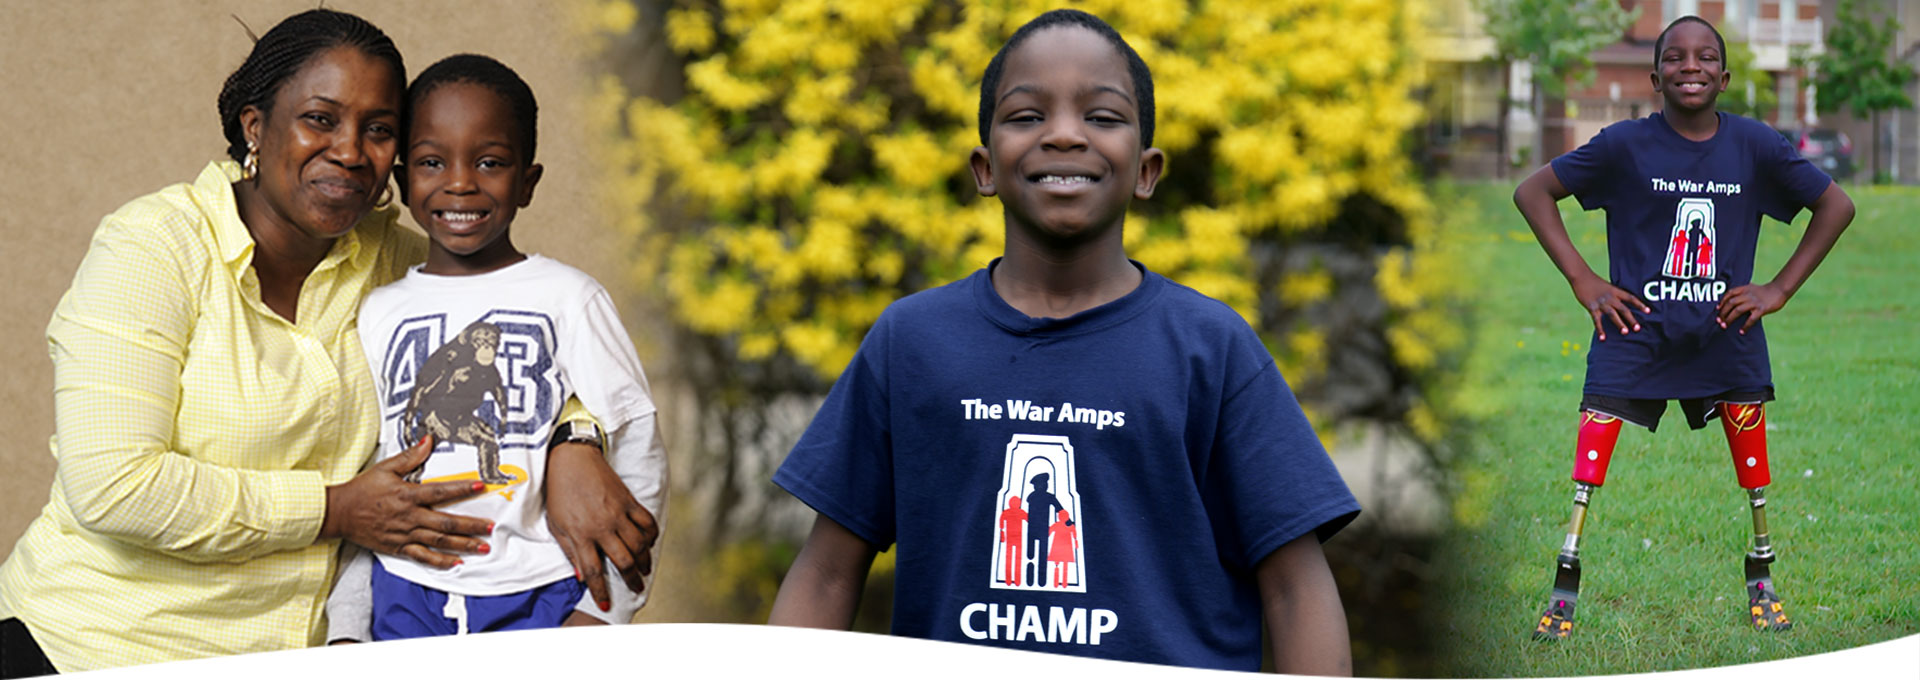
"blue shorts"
371,559,586,640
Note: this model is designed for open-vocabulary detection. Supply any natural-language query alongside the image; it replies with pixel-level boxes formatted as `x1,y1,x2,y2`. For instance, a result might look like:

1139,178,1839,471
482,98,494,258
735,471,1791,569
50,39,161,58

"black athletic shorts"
1580,387,1775,433
0,618,56,677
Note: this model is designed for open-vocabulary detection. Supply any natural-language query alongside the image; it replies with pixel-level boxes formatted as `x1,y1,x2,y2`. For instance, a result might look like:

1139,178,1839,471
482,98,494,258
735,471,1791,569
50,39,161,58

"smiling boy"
1512,15,1853,639
768,10,1359,673
324,54,667,641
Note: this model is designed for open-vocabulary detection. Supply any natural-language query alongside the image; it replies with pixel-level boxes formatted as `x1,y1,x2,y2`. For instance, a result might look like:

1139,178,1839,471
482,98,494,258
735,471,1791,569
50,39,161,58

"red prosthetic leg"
1722,402,1791,632
1533,411,1622,641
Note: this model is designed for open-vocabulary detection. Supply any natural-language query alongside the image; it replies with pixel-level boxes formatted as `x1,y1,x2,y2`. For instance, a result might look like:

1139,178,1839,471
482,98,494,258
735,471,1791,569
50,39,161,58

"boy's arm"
768,514,879,629
1717,181,1855,332
1514,165,1650,341
560,413,669,624
1256,533,1351,676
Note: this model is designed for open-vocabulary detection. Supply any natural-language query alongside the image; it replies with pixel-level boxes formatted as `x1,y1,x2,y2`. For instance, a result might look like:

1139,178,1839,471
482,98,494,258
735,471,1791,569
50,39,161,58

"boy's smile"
405,81,542,275
1652,20,1728,114
971,26,1162,248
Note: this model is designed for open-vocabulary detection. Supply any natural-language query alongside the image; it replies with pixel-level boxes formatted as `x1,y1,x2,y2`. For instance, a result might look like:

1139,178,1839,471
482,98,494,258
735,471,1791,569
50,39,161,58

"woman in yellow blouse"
0,9,656,673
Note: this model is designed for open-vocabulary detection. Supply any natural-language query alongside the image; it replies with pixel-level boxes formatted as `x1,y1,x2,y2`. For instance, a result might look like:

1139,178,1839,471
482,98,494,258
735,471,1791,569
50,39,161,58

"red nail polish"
598,600,611,612
478,543,491,555
574,568,581,580
471,481,485,492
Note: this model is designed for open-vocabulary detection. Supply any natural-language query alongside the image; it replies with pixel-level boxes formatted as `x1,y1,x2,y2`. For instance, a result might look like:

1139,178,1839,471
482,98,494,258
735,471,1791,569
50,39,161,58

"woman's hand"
320,435,493,568
545,442,658,612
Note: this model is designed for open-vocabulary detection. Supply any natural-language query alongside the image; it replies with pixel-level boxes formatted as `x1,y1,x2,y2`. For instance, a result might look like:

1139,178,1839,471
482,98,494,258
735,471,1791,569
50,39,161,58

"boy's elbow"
1811,182,1856,227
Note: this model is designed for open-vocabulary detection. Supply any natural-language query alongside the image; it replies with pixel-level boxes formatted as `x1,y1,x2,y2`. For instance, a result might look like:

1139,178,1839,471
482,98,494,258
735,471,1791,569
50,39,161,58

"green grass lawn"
1429,181,1920,676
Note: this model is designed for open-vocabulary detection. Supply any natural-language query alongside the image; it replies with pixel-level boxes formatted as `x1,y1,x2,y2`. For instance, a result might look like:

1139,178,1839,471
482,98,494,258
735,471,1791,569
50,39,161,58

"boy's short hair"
407,54,540,161
1653,15,1726,68
976,9,1155,148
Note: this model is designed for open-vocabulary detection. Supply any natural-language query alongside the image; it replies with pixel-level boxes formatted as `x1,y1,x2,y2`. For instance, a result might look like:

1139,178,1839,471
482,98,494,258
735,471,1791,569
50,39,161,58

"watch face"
553,420,605,448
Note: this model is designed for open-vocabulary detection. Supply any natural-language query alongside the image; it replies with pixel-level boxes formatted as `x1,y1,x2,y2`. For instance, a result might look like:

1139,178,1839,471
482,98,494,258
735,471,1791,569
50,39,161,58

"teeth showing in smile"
1678,83,1706,93
437,211,486,223
1037,175,1094,185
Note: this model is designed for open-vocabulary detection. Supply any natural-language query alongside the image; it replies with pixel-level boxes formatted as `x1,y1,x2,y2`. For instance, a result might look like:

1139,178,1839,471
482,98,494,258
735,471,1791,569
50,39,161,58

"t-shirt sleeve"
771,315,896,548
1550,125,1618,211
560,286,660,430
560,284,657,431
1758,125,1833,223
1204,331,1360,569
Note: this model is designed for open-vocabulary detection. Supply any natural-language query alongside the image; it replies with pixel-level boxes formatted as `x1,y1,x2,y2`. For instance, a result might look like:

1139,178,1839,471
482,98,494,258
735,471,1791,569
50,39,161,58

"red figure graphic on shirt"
1667,224,1693,278
1048,509,1079,588
997,497,1027,586
1694,226,1714,279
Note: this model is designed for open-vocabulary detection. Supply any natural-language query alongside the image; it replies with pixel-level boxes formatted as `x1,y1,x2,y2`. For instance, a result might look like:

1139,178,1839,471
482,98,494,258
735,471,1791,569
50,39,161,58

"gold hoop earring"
241,142,259,181
373,183,393,209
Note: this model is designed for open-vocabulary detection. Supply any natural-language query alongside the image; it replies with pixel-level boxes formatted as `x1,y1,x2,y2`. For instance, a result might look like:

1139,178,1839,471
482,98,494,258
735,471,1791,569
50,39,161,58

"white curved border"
73,625,1919,679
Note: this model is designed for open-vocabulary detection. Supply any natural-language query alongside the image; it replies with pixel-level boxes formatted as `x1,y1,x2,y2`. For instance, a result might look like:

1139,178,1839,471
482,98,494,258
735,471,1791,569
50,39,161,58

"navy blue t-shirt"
1550,112,1831,399
773,262,1359,671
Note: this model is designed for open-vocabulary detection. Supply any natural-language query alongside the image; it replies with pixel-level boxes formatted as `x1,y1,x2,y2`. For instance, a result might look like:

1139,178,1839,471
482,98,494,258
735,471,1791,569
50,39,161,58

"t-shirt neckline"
1652,110,1727,151
406,253,545,285
972,258,1164,336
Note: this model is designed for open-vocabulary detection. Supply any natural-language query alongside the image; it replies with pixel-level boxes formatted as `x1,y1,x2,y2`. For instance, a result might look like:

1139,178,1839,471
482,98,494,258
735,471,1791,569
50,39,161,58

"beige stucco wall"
0,1,626,562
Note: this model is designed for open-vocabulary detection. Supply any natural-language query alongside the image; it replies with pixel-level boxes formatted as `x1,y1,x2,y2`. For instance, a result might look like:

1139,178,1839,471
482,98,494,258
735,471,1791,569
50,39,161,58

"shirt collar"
196,160,254,271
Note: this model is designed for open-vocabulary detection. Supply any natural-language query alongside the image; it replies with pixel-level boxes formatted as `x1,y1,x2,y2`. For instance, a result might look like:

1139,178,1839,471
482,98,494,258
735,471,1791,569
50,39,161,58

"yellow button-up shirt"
0,160,425,671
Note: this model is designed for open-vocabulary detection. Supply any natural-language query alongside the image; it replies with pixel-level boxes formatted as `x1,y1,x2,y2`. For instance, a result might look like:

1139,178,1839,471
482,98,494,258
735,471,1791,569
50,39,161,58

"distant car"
1777,127,1854,179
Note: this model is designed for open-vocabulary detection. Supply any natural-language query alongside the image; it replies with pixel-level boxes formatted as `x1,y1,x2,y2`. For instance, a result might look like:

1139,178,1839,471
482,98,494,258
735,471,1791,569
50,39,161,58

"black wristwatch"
549,419,607,451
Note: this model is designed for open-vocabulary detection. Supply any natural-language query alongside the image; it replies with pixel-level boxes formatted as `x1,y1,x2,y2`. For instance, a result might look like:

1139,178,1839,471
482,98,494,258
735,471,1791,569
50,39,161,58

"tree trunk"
1872,110,1882,183
1499,60,1511,180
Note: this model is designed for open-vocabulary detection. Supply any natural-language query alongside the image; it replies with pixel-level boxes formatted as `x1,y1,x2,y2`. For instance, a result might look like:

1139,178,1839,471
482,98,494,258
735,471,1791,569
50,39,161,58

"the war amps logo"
989,434,1088,593
1662,197,1717,280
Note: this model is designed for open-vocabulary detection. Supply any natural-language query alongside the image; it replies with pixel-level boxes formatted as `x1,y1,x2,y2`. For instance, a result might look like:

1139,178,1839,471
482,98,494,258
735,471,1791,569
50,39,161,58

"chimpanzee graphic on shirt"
403,321,511,484
989,434,1087,593
377,310,563,493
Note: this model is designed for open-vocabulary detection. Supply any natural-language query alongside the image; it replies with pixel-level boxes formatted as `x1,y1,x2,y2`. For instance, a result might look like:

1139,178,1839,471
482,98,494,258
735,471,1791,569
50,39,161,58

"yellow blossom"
665,8,715,53
685,55,772,111
1280,270,1334,306
786,74,855,126
872,130,955,189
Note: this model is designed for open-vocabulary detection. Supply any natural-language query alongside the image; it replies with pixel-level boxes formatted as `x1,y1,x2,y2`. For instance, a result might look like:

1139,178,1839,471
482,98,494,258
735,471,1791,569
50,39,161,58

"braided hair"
977,9,1155,148
216,9,405,163
407,54,540,162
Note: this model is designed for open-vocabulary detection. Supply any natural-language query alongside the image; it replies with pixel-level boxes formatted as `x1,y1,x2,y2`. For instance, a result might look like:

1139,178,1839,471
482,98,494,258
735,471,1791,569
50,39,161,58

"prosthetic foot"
1533,554,1582,641
1745,555,1791,631
1740,485,1791,632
